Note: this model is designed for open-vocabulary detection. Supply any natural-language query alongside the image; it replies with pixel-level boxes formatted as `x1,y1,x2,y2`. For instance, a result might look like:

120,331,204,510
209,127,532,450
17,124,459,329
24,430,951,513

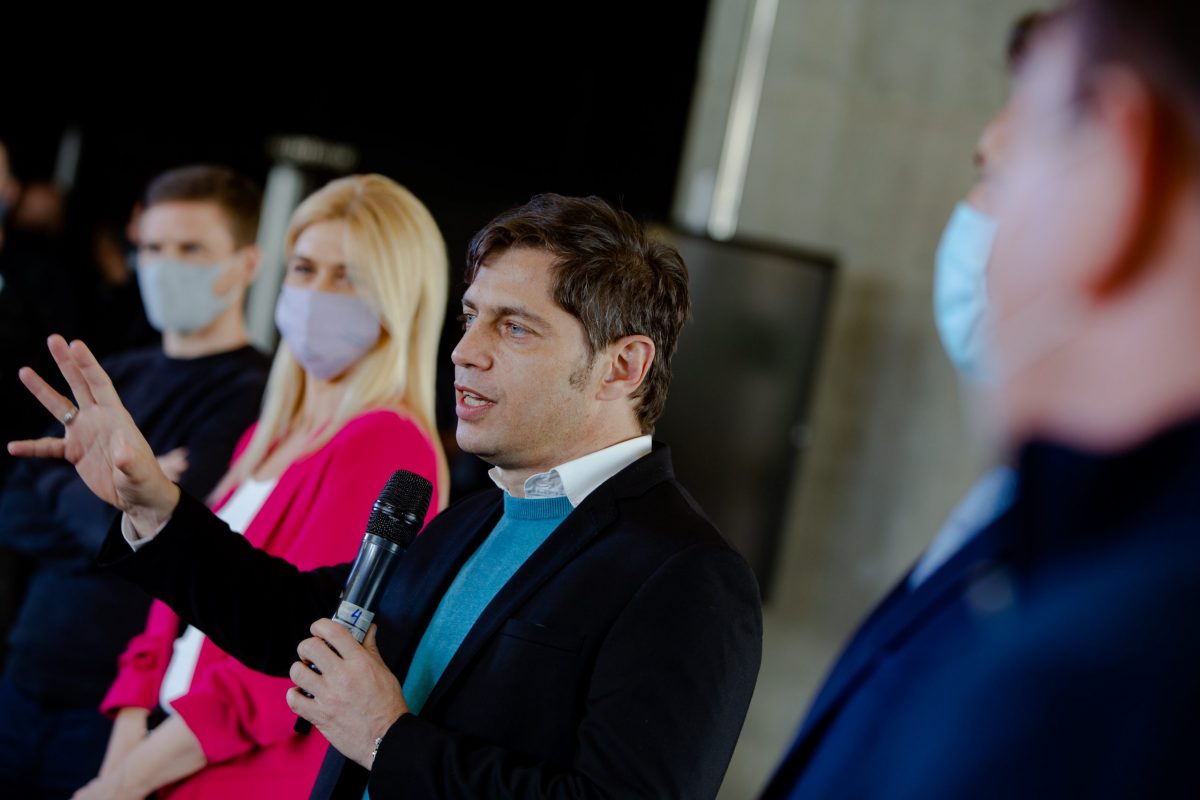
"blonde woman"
77,174,449,800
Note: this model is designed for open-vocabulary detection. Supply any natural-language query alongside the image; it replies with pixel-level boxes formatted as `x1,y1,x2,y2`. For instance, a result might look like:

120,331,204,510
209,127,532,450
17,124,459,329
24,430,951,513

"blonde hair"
213,174,449,506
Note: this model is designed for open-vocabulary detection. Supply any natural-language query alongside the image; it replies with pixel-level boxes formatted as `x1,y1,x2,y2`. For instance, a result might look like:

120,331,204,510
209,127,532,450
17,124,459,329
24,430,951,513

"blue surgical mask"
274,285,381,381
137,257,239,333
934,202,998,382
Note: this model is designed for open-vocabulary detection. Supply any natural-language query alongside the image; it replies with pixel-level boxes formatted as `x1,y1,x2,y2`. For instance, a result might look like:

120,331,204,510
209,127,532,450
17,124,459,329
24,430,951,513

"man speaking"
10,194,763,799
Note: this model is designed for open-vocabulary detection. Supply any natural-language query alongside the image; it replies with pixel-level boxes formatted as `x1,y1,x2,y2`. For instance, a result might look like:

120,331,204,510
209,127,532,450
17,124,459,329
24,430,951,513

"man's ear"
596,335,655,402
1085,66,1183,298
240,244,262,287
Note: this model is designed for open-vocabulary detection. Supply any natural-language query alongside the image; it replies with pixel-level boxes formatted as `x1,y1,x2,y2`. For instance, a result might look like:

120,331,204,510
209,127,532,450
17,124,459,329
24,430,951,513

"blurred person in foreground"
762,2,1200,796
761,14,1053,797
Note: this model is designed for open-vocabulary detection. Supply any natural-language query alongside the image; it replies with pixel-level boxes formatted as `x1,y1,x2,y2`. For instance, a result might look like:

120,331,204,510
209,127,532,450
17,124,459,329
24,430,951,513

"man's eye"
506,323,528,337
458,313,476,330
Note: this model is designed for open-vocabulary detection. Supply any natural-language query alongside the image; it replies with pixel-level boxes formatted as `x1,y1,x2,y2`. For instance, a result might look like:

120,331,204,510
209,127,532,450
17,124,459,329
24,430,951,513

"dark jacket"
762,416,1200,799
100,443,764,799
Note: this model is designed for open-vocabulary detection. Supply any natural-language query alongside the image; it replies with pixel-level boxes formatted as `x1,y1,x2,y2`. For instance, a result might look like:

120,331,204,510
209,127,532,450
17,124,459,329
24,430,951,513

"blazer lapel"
781,510,1021,774
375,491,504,672
418,444,674,714
325,446,673,798
417,492,615,714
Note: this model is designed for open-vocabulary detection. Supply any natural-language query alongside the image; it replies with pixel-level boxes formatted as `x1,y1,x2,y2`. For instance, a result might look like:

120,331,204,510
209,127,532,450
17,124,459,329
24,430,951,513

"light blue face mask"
274,285,381,381
933,202,999,382
137,257,239,333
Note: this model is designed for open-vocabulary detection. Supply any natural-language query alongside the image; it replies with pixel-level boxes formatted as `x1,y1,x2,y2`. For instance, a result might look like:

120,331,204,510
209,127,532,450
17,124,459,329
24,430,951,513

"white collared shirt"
488,435,653,507
908,465,1017,589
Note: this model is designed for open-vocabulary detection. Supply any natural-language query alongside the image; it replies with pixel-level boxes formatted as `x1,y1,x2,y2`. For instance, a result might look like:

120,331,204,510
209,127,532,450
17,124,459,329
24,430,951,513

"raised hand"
156,447,190,484
7,335,181,537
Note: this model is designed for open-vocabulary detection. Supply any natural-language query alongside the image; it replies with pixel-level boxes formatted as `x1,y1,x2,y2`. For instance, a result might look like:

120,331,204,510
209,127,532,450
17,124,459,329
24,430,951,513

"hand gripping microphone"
294,469,433,734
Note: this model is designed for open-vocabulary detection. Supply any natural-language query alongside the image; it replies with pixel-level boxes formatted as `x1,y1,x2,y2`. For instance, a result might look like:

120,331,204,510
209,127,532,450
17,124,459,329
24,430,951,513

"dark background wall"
1,7,711,490
4,8,710,257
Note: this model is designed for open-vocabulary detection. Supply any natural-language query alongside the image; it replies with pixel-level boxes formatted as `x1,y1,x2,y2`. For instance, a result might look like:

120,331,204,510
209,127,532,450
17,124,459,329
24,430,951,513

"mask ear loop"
992,288,1089,386
210,252,246,303
975,287,1090,457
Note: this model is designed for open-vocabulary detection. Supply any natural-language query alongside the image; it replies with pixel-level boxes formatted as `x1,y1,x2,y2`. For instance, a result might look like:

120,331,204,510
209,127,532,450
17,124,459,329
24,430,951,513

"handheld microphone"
294,469,433,734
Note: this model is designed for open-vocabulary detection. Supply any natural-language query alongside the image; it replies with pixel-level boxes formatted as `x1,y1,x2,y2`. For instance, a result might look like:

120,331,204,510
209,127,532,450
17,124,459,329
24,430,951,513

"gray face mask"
137,257,239,333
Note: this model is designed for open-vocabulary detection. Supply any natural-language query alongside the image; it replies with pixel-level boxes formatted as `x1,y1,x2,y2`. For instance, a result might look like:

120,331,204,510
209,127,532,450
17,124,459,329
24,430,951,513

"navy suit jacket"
762,417,1200,799
100,443,763,799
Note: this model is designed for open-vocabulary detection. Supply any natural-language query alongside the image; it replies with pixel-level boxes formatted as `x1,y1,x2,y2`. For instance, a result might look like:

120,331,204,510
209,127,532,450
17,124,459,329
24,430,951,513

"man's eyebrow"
460,299,552,329
494,305,551,329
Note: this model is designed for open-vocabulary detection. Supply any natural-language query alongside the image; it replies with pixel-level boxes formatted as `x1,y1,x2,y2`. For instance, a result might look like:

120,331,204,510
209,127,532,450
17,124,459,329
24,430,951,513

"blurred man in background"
0,165,270,799
0,140,21,246
0,141,88,484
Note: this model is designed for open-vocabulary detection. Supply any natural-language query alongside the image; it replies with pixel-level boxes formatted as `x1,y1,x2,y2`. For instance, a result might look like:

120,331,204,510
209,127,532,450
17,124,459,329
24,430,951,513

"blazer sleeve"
96,490,349,678
163,411,444,763
367,543,764,799
99,599,183,716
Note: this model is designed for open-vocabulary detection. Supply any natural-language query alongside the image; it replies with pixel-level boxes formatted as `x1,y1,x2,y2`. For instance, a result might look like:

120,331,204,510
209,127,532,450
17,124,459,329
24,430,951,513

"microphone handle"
294,534,407,735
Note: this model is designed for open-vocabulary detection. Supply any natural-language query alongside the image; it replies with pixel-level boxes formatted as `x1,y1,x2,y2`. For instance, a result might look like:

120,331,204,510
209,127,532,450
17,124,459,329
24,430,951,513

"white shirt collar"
488,435,653,508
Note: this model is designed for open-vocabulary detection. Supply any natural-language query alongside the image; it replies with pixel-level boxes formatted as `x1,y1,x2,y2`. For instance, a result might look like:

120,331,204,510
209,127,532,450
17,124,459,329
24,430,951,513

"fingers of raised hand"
68,339,121,406
46,335,96,409
18,366,77,423
7,436,66,460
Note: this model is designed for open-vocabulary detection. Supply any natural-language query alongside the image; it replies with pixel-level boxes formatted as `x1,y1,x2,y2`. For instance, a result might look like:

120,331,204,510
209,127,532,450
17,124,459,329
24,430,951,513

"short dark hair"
466,193,690,433
1069,0,1200,142
1006,11,1058,73
144,165,262,248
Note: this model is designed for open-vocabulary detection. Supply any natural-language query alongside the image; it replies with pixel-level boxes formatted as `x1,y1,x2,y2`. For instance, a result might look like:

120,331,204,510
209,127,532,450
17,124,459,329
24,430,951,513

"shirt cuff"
121,513,170,551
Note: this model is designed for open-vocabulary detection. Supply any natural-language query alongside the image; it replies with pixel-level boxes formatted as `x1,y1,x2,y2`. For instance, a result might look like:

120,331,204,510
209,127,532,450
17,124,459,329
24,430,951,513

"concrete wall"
673,2,1051,796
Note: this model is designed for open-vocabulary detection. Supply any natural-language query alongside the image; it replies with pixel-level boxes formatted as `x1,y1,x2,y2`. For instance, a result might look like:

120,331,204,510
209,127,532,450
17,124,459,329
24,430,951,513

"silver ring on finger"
62,406,79,426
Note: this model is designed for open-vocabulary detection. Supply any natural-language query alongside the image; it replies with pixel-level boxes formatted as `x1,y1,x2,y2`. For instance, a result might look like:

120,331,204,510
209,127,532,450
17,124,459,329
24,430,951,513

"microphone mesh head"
368,470,433,548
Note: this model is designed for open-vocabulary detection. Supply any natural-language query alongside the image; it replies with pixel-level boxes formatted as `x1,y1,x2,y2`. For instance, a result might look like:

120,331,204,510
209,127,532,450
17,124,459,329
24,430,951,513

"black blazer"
100,443,763,799
761,417,1200,799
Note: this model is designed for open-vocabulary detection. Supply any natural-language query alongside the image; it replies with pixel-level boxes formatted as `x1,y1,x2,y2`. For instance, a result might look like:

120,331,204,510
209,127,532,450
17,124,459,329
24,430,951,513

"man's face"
988,23,1125,425
451,247,602,473
967,101,1015,214
138,201,243,295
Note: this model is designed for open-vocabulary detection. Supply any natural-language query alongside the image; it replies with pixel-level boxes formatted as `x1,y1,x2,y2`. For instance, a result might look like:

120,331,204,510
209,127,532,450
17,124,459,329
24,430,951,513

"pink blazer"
101,409,442,799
